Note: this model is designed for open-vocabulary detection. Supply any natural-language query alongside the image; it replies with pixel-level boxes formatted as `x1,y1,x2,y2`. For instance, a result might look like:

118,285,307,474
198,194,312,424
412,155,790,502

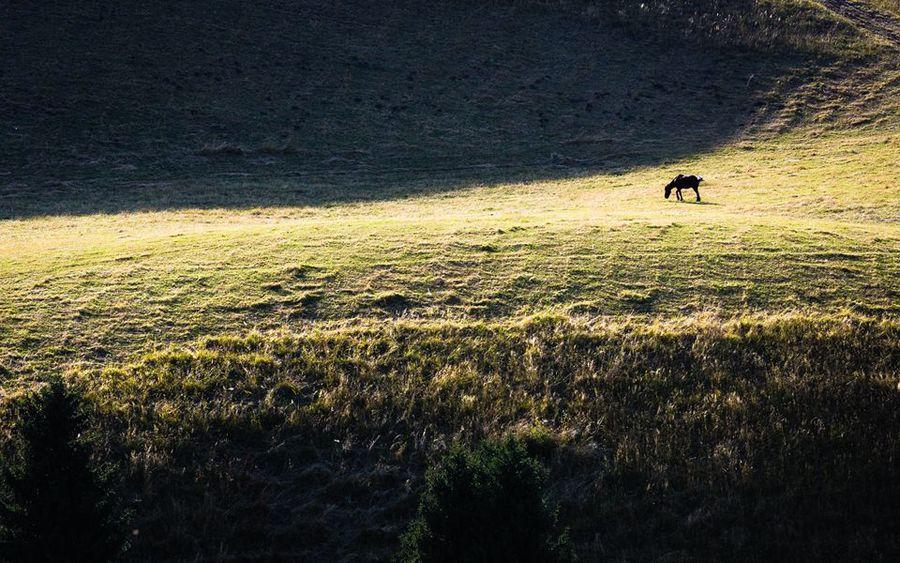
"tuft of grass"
866,0,900,16
370,291,418,312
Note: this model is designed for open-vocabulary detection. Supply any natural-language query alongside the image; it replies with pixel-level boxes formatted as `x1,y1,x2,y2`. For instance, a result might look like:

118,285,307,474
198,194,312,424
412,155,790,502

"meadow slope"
70,315,900,560
1,128,898,376
1,0,899,560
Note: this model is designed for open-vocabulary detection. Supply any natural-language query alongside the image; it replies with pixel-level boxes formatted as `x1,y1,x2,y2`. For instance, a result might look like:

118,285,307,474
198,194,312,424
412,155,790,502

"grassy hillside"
2,127,898,376
1,0,899,560
546,0,875,50
36,315,891,560
2,0,895,191
1,0,898,377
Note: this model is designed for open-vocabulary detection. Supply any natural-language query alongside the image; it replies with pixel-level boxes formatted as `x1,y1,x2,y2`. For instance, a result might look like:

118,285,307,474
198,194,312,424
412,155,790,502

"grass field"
2,126,898,376
69,314,897,561
1,0,899,560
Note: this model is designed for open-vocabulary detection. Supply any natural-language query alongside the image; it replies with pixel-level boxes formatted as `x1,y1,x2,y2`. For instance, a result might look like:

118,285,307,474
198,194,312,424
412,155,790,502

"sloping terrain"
1,0,897,378
70,316,900,561
1,0,896,218
1,1,899,561
822,0,900,42
1,128,898,377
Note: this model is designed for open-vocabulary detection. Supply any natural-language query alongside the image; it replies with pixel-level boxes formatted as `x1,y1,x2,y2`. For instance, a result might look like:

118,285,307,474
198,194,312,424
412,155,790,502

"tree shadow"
1,0,821,219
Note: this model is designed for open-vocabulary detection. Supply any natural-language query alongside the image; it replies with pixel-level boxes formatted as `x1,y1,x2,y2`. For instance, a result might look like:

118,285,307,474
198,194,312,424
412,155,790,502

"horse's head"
664,174,683,199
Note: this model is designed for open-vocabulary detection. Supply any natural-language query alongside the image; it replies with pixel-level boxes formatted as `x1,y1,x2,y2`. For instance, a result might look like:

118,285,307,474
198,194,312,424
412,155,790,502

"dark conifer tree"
397,438,573,563
0,378,124,563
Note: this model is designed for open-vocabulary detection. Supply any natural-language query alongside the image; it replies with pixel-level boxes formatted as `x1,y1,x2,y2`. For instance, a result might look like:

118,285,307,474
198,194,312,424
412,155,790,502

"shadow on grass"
99,369,900,562
74,316,900,561
669,200,723,206
1,0,828,218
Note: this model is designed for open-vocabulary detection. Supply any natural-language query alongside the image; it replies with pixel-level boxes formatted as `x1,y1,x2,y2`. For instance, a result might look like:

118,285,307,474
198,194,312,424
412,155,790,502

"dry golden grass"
58,313,898,560
2,127,898,376
1,1,898,560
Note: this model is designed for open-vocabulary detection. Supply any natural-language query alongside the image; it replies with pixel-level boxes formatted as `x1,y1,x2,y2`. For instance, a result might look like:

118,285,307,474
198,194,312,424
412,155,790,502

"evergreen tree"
0,378,124,563
398,438,573,563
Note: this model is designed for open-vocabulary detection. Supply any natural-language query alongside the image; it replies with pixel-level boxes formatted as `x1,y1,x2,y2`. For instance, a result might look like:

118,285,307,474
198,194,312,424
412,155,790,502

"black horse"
664,174,703,202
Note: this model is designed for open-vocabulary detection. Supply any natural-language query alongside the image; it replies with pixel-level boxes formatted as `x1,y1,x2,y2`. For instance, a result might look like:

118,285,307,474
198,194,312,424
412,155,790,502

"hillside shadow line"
1,0,820,219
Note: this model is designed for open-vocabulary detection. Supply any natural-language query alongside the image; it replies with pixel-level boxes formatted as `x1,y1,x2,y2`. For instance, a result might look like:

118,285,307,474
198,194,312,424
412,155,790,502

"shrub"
397,438,573,563
0,378,125,563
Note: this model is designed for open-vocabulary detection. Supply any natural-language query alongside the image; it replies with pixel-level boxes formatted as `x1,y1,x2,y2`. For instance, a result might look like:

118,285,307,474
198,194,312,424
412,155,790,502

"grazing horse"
664,174,703,202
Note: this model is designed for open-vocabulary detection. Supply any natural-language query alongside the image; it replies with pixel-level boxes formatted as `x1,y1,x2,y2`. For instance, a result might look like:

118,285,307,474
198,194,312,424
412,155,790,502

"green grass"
40,313,894,560
2,127,897,376
589,0,876,53
1,0,899,560
2,0,895,191
863,0,900,17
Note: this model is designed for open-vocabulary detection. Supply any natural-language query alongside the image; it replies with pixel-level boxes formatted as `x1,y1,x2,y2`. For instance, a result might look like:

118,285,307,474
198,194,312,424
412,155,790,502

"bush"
0,378,125,563
397,438,573,563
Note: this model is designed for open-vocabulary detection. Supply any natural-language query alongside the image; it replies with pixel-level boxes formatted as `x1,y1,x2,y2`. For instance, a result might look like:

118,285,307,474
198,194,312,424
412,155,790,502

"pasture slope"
1,1,899,561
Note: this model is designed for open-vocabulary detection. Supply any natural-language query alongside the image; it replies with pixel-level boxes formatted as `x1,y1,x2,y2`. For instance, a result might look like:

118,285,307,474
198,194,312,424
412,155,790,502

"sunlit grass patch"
0,128,897,375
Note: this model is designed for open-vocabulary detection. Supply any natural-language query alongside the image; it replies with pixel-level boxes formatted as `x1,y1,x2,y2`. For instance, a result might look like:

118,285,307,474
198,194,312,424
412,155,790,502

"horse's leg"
677,189,683,201
693,187,701,202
